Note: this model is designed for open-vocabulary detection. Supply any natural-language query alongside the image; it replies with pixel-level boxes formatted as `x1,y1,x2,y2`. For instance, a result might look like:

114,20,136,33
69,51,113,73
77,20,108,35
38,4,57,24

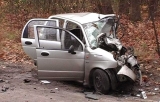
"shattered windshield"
83,17,116,48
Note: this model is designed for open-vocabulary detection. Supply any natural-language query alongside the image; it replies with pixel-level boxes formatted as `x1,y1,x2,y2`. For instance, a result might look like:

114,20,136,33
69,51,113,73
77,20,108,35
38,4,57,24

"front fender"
117,65,136,81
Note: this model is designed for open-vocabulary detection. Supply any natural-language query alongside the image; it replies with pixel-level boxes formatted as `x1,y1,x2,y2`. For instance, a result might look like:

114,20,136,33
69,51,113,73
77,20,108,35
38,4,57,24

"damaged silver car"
21,12,142,94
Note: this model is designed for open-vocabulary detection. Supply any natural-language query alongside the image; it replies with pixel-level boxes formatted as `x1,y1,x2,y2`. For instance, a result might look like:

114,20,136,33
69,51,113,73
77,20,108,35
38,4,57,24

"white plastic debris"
141,91,147,99
136,94,141,97
149,74,153,76
154,88,159,91
40,80,51,84
55,88,58,90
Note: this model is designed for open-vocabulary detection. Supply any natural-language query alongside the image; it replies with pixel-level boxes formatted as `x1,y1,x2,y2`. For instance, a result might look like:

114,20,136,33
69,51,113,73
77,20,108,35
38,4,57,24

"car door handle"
25,41,32,45
41,52,49,56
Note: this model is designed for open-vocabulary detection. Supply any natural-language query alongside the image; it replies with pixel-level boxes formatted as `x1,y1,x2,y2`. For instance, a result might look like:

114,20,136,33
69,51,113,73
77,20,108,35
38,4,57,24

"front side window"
36,26,82,51
38,27,57,41
62,32,83,51
66,21,84,42
38,20,59,40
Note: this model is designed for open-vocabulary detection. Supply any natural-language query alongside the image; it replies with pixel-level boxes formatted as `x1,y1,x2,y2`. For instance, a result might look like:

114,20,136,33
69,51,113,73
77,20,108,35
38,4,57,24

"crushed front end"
98,34,142,85
83,15,142,85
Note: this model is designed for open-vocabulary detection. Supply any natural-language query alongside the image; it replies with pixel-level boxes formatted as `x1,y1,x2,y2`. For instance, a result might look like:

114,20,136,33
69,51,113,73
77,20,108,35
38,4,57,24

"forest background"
0,0,160,64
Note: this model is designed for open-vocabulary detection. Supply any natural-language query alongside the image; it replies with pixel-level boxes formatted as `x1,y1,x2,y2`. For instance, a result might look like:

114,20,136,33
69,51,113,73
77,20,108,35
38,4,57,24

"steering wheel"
96,33,106,46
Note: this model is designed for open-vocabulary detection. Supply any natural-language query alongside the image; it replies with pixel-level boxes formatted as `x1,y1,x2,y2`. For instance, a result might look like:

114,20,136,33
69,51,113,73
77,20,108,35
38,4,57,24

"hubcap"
95,75,102,89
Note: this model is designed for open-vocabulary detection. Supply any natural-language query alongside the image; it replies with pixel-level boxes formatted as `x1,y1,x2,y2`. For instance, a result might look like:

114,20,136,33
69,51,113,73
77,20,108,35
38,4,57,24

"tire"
106,69,119,91
93,69,110,94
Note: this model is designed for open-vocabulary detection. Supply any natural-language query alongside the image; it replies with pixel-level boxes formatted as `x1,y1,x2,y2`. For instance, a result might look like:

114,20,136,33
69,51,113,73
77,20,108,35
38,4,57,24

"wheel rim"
94,74,103,90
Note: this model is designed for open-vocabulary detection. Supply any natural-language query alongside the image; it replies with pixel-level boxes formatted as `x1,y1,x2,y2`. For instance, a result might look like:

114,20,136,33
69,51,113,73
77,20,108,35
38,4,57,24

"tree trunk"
98,0,114,14
129,0,141,21
148,0,160,56
118,0,129,15
148,0,158,16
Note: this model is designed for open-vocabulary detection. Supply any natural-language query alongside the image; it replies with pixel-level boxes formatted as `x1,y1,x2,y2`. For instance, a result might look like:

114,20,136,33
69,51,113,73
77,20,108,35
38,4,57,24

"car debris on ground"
141,91,147,99
1,85,9,92
40,80,51,84
0,79,5,83
154,88,159,91
84,92,100,100
23,79,31,83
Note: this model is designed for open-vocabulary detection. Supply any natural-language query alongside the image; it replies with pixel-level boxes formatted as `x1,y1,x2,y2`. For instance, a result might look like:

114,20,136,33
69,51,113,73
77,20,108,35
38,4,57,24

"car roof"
49,12,115,24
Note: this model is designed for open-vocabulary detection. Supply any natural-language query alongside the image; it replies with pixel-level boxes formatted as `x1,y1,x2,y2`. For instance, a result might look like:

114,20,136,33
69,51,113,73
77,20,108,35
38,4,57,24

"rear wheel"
93,69,110,94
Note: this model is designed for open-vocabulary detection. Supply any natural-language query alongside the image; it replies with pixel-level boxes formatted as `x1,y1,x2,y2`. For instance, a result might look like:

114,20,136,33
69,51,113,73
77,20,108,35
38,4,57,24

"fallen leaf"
157,68,160,71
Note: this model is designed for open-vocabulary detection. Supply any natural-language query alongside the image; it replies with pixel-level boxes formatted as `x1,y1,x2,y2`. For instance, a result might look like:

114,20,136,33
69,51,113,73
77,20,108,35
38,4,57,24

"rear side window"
23,20,59,39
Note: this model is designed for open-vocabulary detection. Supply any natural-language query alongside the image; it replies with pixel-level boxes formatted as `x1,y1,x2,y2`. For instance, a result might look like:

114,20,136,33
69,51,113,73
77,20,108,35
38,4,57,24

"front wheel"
93,69,111,94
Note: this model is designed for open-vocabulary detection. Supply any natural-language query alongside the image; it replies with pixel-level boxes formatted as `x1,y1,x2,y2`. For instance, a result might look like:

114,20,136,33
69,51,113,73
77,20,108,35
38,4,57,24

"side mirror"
68,45,76,54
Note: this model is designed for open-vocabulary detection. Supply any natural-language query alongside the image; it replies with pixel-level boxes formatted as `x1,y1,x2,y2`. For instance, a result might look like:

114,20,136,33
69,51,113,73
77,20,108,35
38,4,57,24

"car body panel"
83,47,118,85
21,38,37,60
21,19,59,60
117,65,136,81
34,25,85,80
49,12,115,24
37,49,85,80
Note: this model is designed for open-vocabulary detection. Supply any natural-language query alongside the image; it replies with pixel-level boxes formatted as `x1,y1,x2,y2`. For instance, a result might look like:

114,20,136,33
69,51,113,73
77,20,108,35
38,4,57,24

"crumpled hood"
88,48,117,62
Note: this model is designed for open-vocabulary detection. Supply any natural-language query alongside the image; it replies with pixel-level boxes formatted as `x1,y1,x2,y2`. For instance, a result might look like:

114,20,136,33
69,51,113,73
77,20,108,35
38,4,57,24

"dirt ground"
0,60,160,102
